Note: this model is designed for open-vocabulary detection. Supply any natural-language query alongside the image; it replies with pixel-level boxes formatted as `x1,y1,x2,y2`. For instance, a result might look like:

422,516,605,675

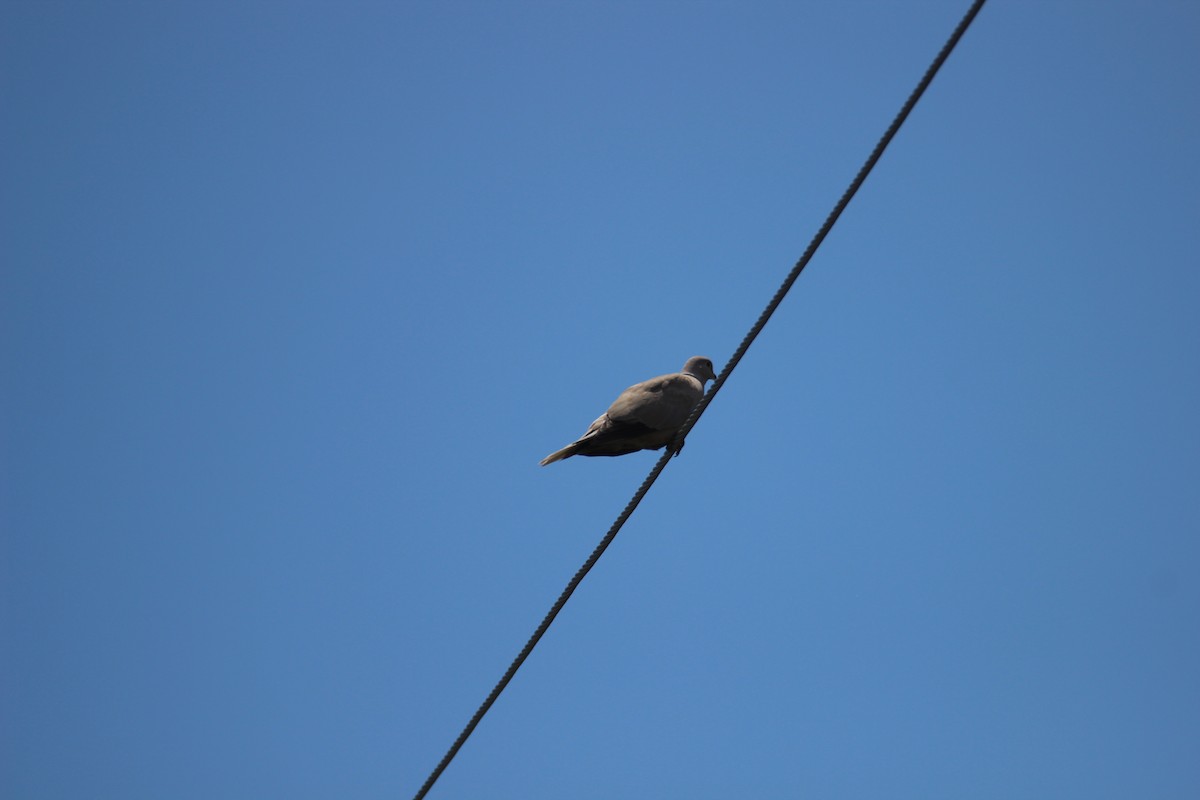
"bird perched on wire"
540,356,717,465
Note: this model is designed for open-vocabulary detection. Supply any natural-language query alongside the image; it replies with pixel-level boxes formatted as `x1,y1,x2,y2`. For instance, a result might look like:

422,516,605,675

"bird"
540,356,717,465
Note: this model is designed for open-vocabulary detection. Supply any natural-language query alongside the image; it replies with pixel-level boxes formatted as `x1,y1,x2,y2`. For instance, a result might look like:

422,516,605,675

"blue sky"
3,1,1199,798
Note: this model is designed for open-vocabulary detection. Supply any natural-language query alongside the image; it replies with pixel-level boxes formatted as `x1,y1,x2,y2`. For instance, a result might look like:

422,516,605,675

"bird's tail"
540,443,579,466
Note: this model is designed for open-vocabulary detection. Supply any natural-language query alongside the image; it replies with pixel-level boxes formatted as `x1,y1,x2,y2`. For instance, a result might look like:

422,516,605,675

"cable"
412,1,986,796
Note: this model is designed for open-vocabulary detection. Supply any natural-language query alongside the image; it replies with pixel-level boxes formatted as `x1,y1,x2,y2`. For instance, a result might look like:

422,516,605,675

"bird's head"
682,356,717,385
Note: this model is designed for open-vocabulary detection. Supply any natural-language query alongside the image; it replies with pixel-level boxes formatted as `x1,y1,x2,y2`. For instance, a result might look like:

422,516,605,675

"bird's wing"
605,373,703,430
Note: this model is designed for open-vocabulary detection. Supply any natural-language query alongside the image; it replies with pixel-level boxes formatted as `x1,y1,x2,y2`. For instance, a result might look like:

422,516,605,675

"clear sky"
3,1,1199,798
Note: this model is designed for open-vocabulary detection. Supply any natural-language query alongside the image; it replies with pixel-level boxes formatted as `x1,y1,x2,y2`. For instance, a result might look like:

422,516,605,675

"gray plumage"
540,356,717,466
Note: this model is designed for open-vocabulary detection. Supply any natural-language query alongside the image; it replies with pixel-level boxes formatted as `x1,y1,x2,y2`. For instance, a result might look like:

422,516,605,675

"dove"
540,356,717,465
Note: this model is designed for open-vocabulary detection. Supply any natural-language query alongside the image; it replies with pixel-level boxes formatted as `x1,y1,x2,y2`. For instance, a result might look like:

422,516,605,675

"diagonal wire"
412,1,986,797
677,0,987,446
